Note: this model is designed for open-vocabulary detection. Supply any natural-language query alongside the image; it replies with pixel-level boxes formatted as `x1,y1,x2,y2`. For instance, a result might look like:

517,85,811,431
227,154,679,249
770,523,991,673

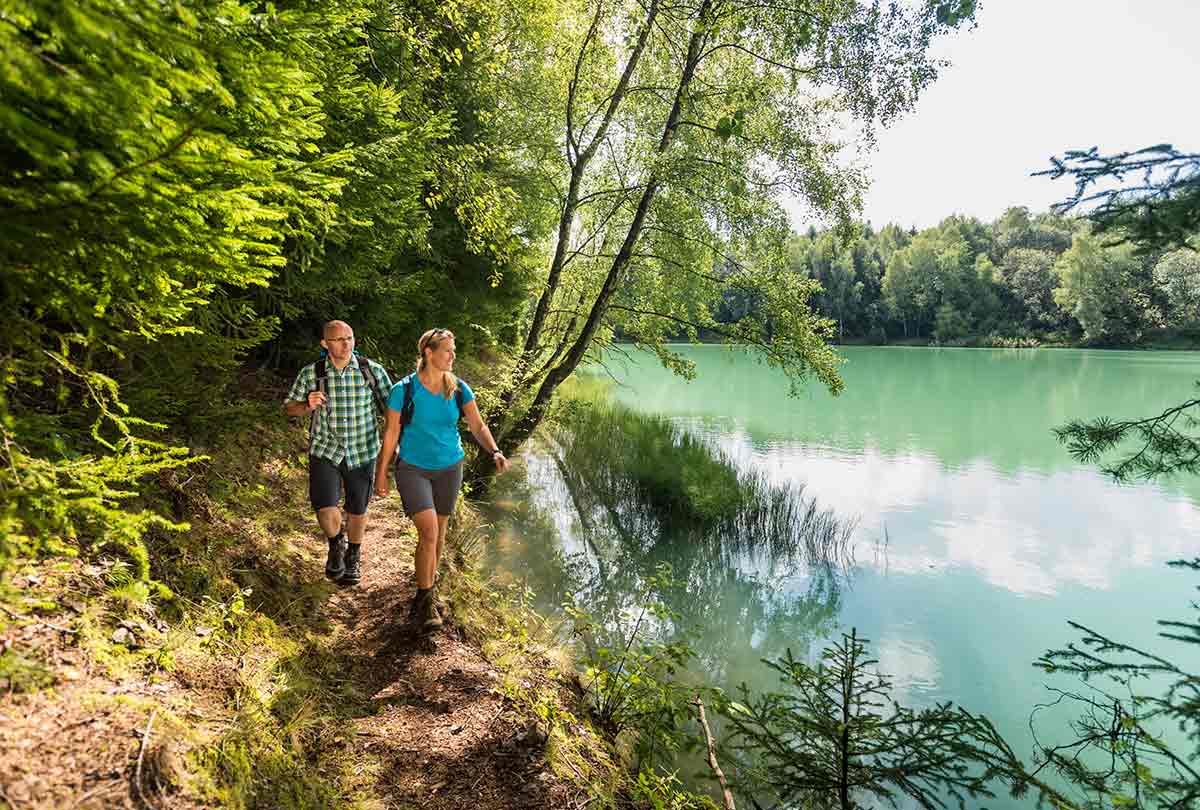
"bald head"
320,320,355,368
323,320,353,338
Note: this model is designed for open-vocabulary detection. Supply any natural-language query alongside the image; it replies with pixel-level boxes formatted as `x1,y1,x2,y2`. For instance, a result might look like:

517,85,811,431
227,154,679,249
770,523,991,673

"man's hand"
374,477,390,498
307,391,327,411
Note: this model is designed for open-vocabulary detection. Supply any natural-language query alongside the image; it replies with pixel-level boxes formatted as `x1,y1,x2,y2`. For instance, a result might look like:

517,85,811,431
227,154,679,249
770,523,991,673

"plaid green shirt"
286,356,393,469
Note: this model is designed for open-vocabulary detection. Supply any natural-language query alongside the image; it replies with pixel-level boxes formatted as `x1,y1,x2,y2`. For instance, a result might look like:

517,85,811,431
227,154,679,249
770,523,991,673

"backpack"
396,373,465,430
308,354,389,446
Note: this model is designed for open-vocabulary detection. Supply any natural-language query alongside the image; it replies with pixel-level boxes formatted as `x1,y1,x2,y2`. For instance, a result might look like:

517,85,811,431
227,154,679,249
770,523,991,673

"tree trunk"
501,0,660,412
839,630,855,810
495,0,716,458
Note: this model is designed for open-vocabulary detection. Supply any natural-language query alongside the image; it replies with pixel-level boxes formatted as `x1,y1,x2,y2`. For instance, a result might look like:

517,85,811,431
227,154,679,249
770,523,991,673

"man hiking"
285,320,392,585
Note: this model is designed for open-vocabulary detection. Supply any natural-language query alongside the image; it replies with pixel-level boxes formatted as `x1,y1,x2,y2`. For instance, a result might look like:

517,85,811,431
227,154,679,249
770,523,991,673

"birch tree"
486,0,980,469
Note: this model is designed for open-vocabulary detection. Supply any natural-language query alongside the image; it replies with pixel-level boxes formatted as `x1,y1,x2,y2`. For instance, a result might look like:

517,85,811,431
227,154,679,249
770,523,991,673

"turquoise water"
485,346,1200,806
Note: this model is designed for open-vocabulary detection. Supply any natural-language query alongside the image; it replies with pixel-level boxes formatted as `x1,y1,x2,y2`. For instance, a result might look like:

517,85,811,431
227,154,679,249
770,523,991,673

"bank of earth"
0,420,624,810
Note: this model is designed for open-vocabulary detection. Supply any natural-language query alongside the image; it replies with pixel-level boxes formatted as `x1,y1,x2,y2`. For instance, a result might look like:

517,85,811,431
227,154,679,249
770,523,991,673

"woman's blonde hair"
417,328,459,400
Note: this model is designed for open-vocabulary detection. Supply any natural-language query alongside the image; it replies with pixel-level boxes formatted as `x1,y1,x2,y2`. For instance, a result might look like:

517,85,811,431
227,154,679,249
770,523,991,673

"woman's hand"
492,450,509,473
374,476,390,498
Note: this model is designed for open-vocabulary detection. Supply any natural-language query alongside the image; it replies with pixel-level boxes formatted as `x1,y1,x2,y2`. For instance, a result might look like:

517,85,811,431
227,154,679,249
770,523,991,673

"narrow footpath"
316,506,585,810
0,485,594,810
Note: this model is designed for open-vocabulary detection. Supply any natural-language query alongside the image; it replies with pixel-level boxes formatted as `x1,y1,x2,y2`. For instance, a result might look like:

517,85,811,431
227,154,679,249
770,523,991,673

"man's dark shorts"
309,456,375,515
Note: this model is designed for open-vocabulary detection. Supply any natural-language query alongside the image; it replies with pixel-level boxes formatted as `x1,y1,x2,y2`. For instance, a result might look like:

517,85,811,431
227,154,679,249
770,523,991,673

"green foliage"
1002,247,1062,330
1040,144,1200,253
627,769,720,810
0,0,554,578
568,563,706,773
1046,140,1200,483
189,715,342,810
0,0,352,571
553,397,743,523
933,302,972,343
719,629,1061,810
1054,384,1200,482
487,0,978,463
0,647,55,693
1053,230,1146,344
777,204,1200,347
0,399,194,575
0,0,348,354
1031,559,1200,810
258,0,554,370
548,391,855,577
1153,249,1200,327
0,0,348,572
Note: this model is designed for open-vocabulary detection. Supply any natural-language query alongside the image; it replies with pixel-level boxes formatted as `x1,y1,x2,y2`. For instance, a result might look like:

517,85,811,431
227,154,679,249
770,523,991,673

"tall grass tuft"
547,395,855,574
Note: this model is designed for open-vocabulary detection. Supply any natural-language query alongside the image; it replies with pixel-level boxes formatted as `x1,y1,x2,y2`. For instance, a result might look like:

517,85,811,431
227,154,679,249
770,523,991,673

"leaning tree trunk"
486,0,716,474
498,0,660,414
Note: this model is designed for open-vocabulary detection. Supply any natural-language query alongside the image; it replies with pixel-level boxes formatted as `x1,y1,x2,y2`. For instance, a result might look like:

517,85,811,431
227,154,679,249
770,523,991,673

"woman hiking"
373,328,509,631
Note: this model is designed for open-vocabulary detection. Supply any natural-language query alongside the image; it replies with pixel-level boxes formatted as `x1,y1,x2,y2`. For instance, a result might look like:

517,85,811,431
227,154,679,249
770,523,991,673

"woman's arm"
463,399,509,472
374,407,403,496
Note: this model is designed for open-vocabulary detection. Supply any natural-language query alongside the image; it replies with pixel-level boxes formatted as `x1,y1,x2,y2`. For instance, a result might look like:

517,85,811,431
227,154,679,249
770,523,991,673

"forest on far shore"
741,207,1200,347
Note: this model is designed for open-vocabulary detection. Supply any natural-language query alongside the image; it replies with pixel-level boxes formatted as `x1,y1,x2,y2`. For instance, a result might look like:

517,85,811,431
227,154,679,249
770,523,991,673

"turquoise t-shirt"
388,375,475,470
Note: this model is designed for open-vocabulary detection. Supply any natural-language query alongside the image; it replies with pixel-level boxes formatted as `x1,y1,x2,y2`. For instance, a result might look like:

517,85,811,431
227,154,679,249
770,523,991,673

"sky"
790,0,1200,232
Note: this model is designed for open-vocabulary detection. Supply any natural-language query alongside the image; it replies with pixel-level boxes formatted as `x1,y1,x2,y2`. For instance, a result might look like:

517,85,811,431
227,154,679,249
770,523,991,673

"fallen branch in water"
694,696,735,810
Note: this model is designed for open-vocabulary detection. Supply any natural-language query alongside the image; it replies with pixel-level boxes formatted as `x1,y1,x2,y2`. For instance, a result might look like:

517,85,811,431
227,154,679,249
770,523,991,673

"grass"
0,647,55,693
547,390,855,572
548,395,744,524
0,395,668,810
442,504,628,805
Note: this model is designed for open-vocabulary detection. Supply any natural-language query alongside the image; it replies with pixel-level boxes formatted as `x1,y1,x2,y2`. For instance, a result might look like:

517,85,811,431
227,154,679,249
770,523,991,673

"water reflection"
484,449,853,687
606,346,1200,499
482,347,1200,810
699,433,1200,597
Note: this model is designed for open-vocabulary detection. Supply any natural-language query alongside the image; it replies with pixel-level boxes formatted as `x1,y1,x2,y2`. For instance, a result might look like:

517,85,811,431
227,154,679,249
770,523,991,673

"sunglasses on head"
423,328,451,346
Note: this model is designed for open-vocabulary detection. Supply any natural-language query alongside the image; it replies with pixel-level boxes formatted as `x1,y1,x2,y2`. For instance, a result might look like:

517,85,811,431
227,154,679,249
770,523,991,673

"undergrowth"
1,390,701,809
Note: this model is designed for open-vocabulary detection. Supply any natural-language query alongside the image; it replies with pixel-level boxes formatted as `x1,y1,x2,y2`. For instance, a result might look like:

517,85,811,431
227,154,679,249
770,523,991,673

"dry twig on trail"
0,603,78,635
71,780,122,808
133,710,157,808
0,781,21,810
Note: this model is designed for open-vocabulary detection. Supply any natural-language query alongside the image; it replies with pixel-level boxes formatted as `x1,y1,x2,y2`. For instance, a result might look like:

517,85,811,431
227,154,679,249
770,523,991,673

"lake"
484,345,1200,807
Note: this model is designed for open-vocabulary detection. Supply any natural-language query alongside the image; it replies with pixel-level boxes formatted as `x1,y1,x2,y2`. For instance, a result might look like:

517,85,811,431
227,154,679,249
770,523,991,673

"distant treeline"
716,208,1200,346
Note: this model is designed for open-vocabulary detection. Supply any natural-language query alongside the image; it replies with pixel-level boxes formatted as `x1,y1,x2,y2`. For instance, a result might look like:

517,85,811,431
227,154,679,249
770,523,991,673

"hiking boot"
415,590,442,632
324,533,346,580
340,543,362,586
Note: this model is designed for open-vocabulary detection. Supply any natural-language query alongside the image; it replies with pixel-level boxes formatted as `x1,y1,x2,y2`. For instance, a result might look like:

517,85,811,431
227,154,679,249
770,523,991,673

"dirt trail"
321,507,581,810
0,497,588,810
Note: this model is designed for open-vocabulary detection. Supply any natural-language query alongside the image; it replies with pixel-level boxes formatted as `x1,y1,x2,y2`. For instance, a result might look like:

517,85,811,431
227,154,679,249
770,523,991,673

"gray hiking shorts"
394,459,464,517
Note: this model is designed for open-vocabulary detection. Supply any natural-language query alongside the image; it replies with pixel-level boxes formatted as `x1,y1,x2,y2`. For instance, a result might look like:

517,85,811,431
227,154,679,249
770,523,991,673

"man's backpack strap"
307,357,328,442
314,356,327,395
355,355,388,417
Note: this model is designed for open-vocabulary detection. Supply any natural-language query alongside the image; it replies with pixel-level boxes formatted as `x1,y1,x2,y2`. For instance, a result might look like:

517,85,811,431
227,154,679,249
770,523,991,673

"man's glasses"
326,336,354,343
